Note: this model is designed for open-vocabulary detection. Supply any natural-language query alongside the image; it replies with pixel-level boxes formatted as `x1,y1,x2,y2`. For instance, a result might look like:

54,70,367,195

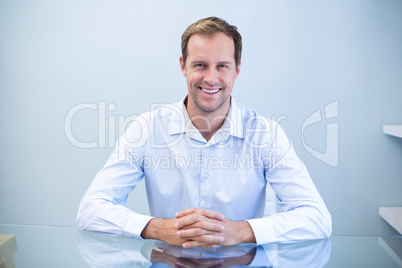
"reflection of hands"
176,208,256,248
150,247,257,268
77,229,330,267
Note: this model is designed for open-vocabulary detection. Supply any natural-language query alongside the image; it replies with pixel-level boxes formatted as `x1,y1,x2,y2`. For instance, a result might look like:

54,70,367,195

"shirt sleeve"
247,122,332,245
76,114,154,239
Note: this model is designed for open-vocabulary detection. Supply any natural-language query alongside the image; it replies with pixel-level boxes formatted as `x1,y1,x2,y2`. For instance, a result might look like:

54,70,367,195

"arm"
248,123,332,245
76,115,153,238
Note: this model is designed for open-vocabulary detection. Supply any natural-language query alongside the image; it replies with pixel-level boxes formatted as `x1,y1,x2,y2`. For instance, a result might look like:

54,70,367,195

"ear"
234,60,241,81
179,56,187,77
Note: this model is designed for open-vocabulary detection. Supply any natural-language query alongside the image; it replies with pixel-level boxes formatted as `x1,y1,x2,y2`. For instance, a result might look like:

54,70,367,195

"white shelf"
379,207,402,235
378,236,402,267
383,125,402,138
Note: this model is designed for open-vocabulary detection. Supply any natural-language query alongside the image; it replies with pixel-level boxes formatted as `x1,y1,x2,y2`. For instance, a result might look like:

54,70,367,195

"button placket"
199,145,212,210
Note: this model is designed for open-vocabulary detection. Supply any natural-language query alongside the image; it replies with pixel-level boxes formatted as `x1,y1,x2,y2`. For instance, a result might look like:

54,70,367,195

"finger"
177,228,219,239
175,207,200,218
180,219,224,231
175,214,221,229
175,213,204,228
198,209,225,221
176,208,224,221
181,235,224,248
186,234,224,246
177,223,224,238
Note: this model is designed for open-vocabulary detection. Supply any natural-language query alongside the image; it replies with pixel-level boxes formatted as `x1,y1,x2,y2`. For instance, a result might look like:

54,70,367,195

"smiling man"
77,17,332,248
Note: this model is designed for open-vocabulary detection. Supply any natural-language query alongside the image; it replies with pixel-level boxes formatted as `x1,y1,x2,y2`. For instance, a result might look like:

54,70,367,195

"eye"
194,63,205,68
218,64,228,69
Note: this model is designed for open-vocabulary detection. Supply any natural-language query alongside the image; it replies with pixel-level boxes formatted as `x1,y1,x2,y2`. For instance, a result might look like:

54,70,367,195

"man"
77,17,331,248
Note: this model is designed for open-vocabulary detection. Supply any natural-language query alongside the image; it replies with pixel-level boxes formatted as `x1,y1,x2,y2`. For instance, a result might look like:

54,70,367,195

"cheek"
188,73,202,85
221,76,233,86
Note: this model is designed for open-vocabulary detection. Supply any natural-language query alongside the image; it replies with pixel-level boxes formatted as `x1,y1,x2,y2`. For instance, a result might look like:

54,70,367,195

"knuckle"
199,222,205,228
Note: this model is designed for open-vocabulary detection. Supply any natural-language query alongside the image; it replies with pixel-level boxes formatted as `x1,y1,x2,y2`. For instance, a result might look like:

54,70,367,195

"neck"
185,98,230,141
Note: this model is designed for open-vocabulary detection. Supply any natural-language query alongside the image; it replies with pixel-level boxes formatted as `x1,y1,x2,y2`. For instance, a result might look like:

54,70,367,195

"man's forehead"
186,32,235,61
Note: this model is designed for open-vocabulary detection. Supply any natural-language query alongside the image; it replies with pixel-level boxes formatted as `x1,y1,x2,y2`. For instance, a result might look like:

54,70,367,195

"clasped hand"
175,207,227,248
142,207,255,248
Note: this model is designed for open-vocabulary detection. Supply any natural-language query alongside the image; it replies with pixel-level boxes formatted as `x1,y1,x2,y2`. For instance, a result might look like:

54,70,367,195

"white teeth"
201,88,219,94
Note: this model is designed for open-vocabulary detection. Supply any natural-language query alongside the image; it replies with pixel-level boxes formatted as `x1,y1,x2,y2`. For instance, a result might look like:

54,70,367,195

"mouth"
199,87,220,94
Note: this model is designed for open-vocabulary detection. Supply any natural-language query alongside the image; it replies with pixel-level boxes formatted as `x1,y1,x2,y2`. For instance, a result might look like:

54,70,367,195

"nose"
204,67,220,86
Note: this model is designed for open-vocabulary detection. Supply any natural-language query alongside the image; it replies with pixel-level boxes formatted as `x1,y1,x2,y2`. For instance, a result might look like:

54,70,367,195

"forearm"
247,206,332,245
77,198,153,239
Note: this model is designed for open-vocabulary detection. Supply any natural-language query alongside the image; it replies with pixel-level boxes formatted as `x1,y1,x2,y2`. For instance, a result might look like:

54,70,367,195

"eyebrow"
191,60,233,65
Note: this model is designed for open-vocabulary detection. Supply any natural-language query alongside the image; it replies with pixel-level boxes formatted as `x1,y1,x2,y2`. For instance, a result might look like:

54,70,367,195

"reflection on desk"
0,224,400,267
77,230,330,267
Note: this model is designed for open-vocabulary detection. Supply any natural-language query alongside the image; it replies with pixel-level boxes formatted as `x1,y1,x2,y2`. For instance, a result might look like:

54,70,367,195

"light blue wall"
1,0,401,236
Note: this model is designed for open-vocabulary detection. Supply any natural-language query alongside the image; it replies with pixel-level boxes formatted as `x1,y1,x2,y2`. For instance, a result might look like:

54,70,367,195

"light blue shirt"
77,97,331,244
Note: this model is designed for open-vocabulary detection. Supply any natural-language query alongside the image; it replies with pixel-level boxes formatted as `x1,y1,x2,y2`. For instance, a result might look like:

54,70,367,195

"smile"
200,87,220,94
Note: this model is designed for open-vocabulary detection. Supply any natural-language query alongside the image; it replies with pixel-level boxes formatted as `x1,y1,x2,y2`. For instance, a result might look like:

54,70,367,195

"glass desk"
0,224,401,267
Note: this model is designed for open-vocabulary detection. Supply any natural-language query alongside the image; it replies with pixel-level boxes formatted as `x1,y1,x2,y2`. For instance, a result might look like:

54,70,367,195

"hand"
141,217,186,246
141,209,225,247
175,208,226,248
175,208,256,248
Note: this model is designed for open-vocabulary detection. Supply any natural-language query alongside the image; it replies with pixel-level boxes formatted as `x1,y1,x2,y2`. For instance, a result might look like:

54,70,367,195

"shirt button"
201,174,209,180
203,204,209,209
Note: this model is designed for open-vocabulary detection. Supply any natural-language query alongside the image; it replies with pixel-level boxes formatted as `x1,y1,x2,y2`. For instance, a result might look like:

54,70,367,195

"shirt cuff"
246,218,277,245
122,214,154,240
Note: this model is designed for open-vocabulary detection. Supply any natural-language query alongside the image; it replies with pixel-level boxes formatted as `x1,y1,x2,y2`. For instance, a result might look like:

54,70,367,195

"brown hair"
181,16,242,68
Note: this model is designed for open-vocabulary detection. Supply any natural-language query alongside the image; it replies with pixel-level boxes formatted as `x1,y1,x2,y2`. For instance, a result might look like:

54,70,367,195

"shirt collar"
168,96,187,136
169,96,244,140
227,97,244,139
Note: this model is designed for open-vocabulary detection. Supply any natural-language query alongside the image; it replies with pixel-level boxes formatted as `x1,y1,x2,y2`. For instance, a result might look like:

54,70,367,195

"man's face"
180,32,240,116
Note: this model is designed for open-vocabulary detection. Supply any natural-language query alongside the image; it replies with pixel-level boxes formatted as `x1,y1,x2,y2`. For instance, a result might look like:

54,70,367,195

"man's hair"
181,16,242,68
